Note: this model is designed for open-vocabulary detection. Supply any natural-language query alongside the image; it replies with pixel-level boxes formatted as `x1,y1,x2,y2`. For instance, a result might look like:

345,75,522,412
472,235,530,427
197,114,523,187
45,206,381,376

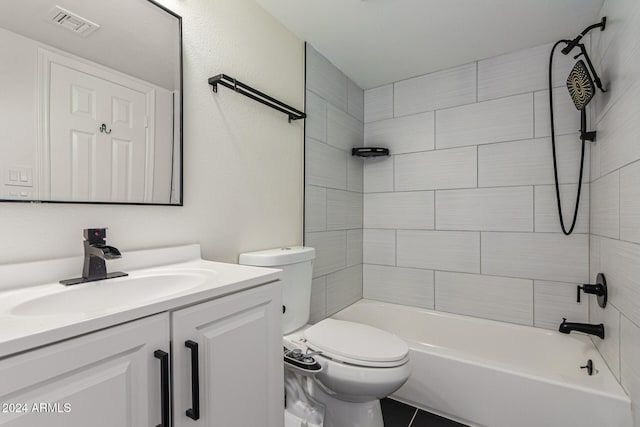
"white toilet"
239,247,410,427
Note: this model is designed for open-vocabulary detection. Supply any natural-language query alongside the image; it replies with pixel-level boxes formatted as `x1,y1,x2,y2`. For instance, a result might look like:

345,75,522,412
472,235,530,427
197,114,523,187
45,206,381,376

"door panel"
70,85,97,119
111,137,134,201
172,283,284,427
0,313,169,427
69,130,98,200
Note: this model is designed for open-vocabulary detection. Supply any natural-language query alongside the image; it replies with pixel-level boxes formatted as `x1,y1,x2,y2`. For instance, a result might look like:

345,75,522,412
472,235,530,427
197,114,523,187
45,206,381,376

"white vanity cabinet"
0,240,284,427
0,313,170,427
172,282,284,427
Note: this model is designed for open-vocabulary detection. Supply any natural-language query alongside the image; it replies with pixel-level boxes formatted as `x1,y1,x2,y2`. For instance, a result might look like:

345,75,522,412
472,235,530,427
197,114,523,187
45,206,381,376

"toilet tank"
239,247,315,334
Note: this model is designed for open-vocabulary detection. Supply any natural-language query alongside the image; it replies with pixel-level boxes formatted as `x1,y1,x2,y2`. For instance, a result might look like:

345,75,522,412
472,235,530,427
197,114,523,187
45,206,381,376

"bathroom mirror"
0,0,182,205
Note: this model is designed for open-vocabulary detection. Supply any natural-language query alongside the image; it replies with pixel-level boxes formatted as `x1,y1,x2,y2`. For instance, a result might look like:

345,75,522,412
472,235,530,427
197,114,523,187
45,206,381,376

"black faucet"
558,318,605,339
60,228,128,285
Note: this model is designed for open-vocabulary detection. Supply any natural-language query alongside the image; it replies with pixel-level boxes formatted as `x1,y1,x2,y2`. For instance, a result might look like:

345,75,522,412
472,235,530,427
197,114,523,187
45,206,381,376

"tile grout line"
476,145,479,188
479,232,482,275
618,310,622,381
532,185,536,233
532,280,536,326
360,262,585,286
618,166,621,240
392,82,395,118
433,269,437,311
475,60,479,103
395,228,398,267
407,408,419,427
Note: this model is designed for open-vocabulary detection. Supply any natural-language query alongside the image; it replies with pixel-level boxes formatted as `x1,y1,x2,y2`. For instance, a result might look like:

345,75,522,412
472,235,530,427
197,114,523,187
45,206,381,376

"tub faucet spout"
558,318,605,339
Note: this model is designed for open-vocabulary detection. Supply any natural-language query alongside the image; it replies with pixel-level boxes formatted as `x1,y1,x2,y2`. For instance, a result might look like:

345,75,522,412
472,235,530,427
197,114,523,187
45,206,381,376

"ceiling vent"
47,6,100,37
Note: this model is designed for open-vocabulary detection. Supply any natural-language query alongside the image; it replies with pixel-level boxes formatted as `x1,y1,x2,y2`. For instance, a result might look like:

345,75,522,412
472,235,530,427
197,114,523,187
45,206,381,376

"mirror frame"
0,0,184,207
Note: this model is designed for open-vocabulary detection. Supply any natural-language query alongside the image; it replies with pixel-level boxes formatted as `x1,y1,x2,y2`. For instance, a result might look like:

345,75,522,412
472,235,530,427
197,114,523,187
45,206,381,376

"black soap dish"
351,147,390,158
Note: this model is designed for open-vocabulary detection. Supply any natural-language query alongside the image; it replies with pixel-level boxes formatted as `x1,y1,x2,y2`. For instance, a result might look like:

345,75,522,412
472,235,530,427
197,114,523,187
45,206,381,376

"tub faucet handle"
576,273,608,308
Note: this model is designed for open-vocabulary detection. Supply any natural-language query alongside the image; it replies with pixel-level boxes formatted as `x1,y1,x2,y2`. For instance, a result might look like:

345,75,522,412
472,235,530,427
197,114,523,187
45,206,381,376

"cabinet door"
172,283,283,427
0,313,170,427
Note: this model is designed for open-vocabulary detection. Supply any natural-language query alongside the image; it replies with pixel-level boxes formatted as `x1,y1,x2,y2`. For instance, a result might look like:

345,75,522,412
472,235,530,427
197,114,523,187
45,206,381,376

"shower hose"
548,40,587,236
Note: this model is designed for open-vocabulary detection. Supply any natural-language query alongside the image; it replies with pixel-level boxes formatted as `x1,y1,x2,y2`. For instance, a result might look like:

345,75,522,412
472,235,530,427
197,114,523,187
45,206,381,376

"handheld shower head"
566,60,595,111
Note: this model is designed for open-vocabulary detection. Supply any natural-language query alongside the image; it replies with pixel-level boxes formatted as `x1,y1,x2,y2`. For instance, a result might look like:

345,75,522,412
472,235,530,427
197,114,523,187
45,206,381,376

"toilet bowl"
240,247,411,427
287,319,410,427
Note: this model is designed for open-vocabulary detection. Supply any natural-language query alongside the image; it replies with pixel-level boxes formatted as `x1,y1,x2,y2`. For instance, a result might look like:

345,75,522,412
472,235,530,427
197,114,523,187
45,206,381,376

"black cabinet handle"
154,350,170,427
185,340,200,420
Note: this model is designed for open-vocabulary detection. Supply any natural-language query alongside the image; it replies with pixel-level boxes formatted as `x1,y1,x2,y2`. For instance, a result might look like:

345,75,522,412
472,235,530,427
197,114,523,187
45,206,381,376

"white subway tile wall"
435,187,533,232
307,14,640,420
363,229,396,266
394,147,477,191
435,93,534,149
305,45,364,318
363,264,434,309
533,88,582,138
590,171,620,239
435,272,533,325
364,84,393,123
364,111,435,154
397,230,480,274
533,281,588,329
476,41,579,101
364,191,434,230
590,296,621,380
359,40,590,331
394,63,477,117
590,1,640,422
534,184,589,234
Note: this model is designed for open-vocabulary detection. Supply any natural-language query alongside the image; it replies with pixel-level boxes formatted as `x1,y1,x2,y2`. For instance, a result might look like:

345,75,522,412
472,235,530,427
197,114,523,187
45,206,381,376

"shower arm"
562,17,606,55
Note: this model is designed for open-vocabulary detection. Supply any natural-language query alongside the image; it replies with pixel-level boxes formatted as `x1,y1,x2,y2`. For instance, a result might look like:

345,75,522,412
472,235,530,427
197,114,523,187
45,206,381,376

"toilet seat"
304,319,409,368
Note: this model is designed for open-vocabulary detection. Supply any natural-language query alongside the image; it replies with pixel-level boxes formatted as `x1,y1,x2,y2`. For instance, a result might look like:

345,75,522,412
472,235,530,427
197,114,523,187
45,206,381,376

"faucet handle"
576,273,608,308
576,285,582,303
84,228,108,243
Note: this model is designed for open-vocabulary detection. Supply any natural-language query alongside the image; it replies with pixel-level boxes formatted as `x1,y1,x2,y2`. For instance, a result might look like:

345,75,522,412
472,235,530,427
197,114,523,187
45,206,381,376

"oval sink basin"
11,272,213,316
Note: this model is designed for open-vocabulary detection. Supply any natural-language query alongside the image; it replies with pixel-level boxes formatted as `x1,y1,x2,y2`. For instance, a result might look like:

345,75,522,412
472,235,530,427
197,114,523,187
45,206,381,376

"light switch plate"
5,188,32,199
5,167,33,187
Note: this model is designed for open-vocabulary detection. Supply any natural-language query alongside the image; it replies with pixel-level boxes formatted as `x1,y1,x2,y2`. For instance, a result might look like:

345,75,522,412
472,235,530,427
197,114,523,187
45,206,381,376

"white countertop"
0,245,281,359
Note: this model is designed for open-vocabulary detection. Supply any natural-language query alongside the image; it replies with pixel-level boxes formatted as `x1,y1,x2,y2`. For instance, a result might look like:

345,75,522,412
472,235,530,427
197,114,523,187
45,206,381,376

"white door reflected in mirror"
0,0,182,205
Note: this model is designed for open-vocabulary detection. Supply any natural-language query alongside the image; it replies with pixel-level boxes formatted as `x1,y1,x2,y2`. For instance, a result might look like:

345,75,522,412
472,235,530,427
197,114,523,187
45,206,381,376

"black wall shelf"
352,147,390,158
208,74,306,123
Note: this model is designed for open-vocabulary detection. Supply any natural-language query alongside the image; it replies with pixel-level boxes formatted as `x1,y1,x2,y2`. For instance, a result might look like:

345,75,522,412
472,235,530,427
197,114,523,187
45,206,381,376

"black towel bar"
208,74,306,123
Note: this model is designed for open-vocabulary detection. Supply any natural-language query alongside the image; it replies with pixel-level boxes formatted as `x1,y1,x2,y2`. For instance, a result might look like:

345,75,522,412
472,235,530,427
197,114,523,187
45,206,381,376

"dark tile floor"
380,398,468,427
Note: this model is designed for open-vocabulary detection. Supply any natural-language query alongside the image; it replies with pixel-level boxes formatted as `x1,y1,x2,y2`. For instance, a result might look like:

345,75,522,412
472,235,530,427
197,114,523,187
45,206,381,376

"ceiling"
256,0,604,89
0,0,180,90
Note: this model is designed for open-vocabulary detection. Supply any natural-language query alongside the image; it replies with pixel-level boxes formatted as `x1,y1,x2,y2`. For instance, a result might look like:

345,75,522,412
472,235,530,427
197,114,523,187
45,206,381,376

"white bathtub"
332,299,632,427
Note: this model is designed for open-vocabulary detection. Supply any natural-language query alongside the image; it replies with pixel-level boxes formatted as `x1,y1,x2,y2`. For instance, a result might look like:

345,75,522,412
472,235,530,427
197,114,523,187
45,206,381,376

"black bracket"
208,74,306,123
581,130,597,142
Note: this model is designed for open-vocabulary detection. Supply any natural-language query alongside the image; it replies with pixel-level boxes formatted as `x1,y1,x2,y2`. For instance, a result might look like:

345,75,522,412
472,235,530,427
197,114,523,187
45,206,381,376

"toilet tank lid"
239,246,315,267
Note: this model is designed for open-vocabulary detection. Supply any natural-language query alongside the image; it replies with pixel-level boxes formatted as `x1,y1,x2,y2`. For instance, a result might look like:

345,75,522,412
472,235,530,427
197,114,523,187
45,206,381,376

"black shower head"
566,60,595,111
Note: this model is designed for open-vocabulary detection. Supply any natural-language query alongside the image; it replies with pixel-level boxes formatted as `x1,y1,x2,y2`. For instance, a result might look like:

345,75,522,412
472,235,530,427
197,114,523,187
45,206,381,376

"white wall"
361,40,591,329
304,45,364,322
0,27,37,199
589,1,640,425
0,0,304,266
